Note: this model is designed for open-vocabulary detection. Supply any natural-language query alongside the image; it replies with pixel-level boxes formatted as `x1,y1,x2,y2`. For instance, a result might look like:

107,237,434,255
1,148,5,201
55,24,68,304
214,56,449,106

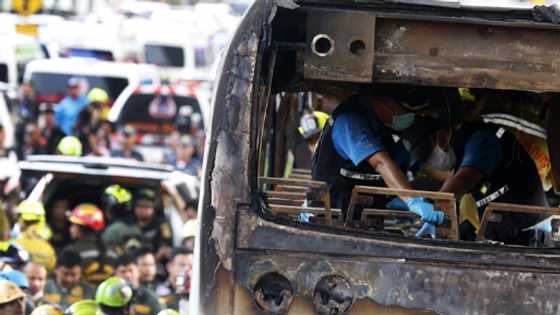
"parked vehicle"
108,83,205,163
192,0,560,314
0,33,45,88
23,58,159,103
18,155,199,246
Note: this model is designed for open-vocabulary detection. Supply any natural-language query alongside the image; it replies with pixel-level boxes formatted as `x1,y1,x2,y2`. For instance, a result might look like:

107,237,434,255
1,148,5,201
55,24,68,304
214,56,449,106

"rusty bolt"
313,275,353,315
253,272,294,314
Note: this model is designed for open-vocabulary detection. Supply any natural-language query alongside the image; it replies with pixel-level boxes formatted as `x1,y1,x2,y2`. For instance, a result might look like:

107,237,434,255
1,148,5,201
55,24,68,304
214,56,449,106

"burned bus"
191,0,560,314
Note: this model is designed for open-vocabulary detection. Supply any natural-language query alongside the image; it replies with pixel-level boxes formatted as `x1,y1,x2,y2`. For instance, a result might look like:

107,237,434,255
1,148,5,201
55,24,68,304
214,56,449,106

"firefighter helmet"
69,204,105,231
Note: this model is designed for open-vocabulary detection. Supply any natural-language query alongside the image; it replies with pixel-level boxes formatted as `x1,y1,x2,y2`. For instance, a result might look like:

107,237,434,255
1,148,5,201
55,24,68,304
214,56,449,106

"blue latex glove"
406,197,445,225
386,197,408,210
298,212,313,223
416,222,437,238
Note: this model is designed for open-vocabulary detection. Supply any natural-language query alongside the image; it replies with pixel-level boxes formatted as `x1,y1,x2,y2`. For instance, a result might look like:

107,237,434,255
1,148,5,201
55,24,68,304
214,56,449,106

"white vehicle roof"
23,58,160,83
108,82,203,123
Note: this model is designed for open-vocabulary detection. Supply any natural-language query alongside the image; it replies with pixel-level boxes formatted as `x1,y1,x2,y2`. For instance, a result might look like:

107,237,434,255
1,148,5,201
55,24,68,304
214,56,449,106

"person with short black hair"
114,254,163,315
155,247,193,311
42,250,95,309
135,247,158,290
110,126,144,161
37,103,64,155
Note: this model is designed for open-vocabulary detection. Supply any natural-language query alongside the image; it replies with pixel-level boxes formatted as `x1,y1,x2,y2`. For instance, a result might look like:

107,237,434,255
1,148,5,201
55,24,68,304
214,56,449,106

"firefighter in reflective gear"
103,189,172,259
311,90,446,228
95,277,133,315
15,223,57,272
63,204,116,285
64,300,98,315
12,200,52,240
157,310,179,315
31,304,63,315
0,280,27,315
57,136,82,157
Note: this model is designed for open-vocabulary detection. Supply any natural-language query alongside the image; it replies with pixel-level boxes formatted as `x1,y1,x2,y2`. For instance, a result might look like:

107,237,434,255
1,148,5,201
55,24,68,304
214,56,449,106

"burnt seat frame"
346,185,459,240
259,176,335,225
476,202,560,242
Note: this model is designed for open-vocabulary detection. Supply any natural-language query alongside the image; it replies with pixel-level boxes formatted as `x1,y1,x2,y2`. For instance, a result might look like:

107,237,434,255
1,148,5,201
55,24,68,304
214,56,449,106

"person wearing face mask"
420,89,548,243
311,86,447,230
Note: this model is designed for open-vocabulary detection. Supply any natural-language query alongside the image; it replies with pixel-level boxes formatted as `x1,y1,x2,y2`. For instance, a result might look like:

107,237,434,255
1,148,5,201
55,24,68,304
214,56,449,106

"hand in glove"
416,222,437,238
406,197,445,225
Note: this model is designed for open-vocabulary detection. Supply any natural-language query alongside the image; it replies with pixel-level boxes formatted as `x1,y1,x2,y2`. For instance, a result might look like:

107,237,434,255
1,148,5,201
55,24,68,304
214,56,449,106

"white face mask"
423,145,456,171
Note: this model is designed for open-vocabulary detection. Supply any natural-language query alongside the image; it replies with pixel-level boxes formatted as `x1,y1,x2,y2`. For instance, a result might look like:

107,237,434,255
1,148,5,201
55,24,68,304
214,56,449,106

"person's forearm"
439,166,482,200
368,151,413,202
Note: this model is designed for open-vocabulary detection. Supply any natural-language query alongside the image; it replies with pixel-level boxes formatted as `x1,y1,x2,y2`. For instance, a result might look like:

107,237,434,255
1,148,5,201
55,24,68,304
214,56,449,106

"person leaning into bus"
311,87,446,233
430,90,548,244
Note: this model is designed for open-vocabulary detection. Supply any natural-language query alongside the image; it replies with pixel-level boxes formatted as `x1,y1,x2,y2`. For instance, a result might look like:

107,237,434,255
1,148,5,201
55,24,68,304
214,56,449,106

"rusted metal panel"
234,250,560,315
304,9,376,82
238,215,560,271
192,0,268,314
372,18,560,92
547,101,560,193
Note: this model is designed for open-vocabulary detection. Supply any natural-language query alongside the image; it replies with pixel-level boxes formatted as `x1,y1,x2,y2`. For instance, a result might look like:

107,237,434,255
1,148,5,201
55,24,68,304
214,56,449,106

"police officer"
311,88,446,229
103,189,172,260
0,280,27,315
43,250,95,309
114,254,163,315
64,204,116,284
95,277,134,315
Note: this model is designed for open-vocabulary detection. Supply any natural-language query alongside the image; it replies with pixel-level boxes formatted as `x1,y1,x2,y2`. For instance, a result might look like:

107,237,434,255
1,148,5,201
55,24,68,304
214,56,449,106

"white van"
108,83,205,163
137,22,216,82
23,58,160,103
0,33,46,89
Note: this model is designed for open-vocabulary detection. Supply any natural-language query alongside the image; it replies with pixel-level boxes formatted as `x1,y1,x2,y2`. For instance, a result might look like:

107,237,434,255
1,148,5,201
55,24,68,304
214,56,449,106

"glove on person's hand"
406,197,445,225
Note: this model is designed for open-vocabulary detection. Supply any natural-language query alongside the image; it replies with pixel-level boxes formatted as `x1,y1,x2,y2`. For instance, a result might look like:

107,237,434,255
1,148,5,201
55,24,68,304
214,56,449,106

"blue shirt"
54,95,89,135
332,112,409,168
459,129,502,176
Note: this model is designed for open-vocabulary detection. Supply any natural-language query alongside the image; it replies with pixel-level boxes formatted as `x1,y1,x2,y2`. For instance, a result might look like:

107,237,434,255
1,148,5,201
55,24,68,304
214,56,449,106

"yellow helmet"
31,305,63,315
16,200,45,222
0,280,25,304
182,219,197,239
57,136,82,157
87,87,109,104
64,299,98,315
298,111,330,139
23,223,52,240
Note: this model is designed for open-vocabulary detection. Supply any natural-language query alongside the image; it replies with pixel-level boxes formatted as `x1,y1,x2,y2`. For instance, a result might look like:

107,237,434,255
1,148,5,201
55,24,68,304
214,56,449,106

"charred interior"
255,3,560,248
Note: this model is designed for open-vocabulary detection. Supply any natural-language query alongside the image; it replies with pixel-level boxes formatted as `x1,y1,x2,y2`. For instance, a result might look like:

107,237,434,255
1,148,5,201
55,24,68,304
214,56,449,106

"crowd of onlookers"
0,78,204,315
7,78,204,177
